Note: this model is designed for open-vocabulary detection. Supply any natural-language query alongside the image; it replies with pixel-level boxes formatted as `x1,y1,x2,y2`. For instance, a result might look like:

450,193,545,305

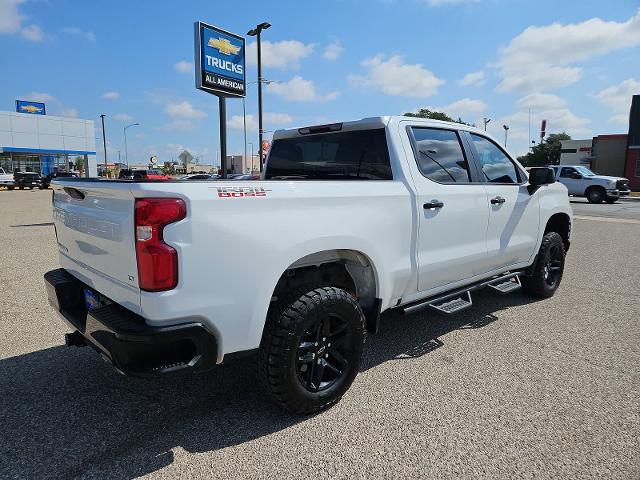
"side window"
410,127,470,183
470,134,520,184
560,167,576,178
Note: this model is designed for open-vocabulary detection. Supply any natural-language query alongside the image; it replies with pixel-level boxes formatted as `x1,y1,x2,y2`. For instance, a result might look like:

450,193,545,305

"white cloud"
56,108,78,118
174,60,193,73
61,27,95,42
21,24,42,41
23,92,56,103
0,0,43,41
228,114,256,131
433,98,487,117
458,71,485,87
113,113,133,122
159,120,196,132
229,112,293,132
422,0,480,6
595,78,640,123
323,41,343,60
164,101,207,119
516,93,567,110
102,91,120,100
267,76,339,102
349,54,444,97
0,0,23,34
264,112,293,125
496,10,640,93
247,40,314,69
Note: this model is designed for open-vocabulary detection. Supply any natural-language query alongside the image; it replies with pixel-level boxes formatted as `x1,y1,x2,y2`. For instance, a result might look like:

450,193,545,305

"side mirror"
528,167,555,194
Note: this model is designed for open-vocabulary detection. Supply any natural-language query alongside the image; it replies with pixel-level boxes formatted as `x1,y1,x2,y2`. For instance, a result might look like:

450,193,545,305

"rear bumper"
44,268,218,377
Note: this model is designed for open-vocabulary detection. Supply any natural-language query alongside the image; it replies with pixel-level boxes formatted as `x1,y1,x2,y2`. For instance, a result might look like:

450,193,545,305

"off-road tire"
586,186,605,204
258,286,366,415
522,232,566,298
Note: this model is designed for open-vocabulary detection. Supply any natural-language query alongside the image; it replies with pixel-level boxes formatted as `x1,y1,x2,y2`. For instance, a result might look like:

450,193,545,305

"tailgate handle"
64,187,85,200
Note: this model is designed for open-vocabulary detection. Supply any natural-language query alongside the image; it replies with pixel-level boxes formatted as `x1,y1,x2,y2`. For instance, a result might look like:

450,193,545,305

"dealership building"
559,94,640,190
0,104,97,177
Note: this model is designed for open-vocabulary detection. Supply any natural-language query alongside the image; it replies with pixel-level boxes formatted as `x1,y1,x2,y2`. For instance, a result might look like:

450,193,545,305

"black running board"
401,271,523,316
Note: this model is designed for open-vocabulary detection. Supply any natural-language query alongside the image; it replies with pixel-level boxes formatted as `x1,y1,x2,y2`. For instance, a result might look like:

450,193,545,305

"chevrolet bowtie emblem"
208,37,240,56
20,105,43,113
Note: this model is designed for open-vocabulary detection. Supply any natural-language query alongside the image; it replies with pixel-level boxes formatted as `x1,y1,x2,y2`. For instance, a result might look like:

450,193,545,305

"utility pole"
99,114,107,174
483,117,491,131
248,22,271,172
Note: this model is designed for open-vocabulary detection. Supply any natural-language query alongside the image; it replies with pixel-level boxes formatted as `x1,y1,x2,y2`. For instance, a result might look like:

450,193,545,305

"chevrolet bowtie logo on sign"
195,21,246,98
16,100,46,115
208,37,241,56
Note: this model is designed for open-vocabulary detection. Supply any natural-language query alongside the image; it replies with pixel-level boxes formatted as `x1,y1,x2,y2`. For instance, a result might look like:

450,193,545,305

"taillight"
134,198,186,291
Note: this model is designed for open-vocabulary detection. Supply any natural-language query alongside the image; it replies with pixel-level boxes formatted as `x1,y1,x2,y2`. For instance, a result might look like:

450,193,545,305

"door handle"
490,196,506,205
423,201,444,210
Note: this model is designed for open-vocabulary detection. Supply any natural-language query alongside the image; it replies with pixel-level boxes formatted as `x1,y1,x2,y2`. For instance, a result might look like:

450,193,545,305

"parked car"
549,165,630,203
45,116,571,414
41,171,78,189
230,174,260,180
0,167,14,189
14,171,43,190
119,169,171,180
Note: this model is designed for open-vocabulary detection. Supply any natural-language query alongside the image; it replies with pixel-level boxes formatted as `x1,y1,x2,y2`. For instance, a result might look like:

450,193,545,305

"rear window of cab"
264,129,392,180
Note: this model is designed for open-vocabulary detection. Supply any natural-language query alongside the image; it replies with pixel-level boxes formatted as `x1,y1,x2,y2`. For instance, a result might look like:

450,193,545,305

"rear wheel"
522,232,566,298
586,187,605,204
7,185,14,191
18,185,24,190
258,286,366,414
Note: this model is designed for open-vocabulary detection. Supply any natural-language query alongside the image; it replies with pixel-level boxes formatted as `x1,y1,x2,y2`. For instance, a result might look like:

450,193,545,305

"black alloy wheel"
296,313,352,392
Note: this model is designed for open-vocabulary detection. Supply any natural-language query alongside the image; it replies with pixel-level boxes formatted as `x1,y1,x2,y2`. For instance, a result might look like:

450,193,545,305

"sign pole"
219,96,227,179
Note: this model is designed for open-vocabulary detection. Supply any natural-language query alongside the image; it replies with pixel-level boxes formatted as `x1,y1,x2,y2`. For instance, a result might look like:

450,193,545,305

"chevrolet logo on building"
208,37,241,56
19,105,43,113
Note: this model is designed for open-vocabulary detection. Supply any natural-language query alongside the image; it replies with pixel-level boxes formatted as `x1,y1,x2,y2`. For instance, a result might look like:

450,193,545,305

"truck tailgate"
52,181,141,314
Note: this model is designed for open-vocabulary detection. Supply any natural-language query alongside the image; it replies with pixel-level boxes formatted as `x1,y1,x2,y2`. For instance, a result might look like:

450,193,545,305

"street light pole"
248,22,271,173
249,142,254,172
99,114,107,174
503,124,509,148
124,122,140,168
483,117,491,131
242,97,248,173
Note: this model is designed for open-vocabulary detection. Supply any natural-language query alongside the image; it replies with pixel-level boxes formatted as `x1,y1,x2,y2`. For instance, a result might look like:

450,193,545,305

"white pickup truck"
45,116,572,414
550,165,630,203
0,167,14,189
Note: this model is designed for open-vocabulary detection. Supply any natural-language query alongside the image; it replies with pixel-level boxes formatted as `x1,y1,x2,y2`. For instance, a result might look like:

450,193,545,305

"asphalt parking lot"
1,189,639,479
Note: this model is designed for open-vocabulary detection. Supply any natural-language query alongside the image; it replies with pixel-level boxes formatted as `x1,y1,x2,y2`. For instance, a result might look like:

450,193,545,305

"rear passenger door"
465,133,540,269
405,126,491,293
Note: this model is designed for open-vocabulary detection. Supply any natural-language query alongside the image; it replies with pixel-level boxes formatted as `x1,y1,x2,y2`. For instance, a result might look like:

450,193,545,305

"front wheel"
586,187,605,204
522,232,566,298
258,286,366,414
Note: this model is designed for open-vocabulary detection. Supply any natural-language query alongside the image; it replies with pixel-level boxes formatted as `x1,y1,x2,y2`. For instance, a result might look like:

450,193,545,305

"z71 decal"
214,186,271,198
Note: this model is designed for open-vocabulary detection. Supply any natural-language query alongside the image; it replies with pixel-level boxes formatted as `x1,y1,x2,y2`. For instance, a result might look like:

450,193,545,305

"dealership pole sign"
194,22,246,98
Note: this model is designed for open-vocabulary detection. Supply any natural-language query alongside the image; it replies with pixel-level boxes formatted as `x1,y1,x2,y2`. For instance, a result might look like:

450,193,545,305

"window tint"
470,134,519,184
265,129,392,180
410,128,470,183
560,167,576,178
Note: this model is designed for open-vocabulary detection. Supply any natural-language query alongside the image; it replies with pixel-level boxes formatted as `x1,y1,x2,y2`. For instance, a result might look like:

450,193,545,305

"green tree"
74,156,85,173
403,108,474,127
517,133,571,167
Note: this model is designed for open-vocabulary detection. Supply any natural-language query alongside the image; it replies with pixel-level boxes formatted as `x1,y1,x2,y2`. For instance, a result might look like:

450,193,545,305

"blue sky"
1,0,639,165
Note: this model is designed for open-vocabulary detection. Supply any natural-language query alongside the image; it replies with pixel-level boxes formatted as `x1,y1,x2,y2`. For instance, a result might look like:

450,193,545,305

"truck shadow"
0,290,539,479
